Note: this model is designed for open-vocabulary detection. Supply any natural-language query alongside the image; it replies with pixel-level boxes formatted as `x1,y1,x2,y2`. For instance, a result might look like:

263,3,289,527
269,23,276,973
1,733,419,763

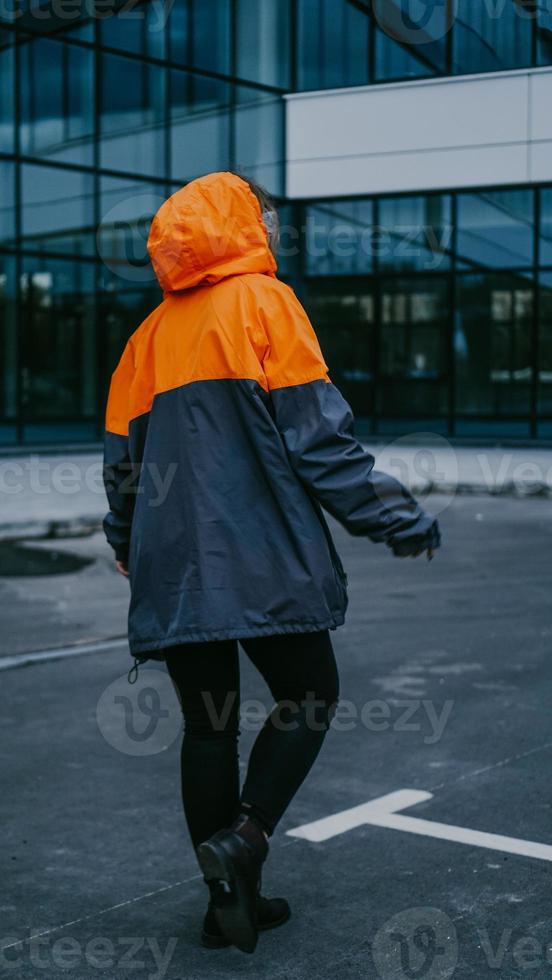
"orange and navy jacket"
103,172,439,657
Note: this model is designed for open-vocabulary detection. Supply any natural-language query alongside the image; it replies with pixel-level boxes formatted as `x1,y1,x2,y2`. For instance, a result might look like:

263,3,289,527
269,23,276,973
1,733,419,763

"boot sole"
201,905,291,949
196,840,258,954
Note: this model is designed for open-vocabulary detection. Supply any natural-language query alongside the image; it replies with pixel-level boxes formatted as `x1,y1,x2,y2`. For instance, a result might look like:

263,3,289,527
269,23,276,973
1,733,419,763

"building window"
0,160,15,248
100,53,166,177
294,0,549,89
453,0,534,74
538,271,552,428
0,256,17,445
374,0,450,82
537,0,552,66
305,201,375,276
20,35,94,166
21,164,95,257
454,273,533,436
304,281,376,421
297,0,370,90
169,0,231,75
170,70,232,182
456,190,535,270
378,195,452,272
19,258,97,436
98,177,166,287
0,28,14,153
235,0,291,89
540,188,552,266
378,276,448,422
233,88,285,197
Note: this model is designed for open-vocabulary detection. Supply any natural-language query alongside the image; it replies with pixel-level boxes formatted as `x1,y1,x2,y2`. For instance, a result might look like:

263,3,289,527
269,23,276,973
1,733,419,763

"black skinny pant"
165,630,339,849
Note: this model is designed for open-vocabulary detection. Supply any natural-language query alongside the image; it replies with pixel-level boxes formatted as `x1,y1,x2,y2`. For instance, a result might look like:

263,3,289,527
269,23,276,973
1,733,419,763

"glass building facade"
299,188,552,439
1,0,552,444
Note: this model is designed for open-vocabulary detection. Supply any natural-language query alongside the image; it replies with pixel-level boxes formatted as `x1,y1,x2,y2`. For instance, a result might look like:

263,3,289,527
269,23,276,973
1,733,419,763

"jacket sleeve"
255,281,440,553
102,342,138,564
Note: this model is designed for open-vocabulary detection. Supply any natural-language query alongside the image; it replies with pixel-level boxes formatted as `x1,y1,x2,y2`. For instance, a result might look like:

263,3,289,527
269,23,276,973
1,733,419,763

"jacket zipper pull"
127,657,144,684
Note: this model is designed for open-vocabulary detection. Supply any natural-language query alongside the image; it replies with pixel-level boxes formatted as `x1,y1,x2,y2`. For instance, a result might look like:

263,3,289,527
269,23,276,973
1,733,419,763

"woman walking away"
102,172,441,953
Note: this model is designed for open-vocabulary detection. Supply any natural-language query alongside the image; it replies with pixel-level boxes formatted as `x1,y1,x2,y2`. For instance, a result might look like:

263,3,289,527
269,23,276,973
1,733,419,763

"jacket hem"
128,613,346,660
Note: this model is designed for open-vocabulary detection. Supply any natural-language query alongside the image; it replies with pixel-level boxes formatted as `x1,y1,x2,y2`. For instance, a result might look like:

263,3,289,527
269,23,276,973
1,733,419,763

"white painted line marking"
287,789,552,862
0,637,128,671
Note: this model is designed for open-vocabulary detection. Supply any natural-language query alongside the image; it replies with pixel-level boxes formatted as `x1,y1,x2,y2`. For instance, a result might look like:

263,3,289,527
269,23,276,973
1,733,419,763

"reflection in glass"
100,53,166,177
234,90,284,196
169,0,190,62
297,0,369,90
0,160,15,247
540,189,552,266
305,282,375,418
21,164,94,255
191,0,231,74
538,271,552,415
374,0,449,81
455,273,533,424
170,71,231,181
169,0,231,72
0,255,17,443
275,203,300,281
378,277,448,418
537,0,552,65
20,258,96,423
99,177,165,287
456,190,534,269
20,36,94,165
378,195,452,272
305,201,374,276
98,271,162,405
0,29,14,152
236,0,291,88
453,0,533,73
100,0,167,58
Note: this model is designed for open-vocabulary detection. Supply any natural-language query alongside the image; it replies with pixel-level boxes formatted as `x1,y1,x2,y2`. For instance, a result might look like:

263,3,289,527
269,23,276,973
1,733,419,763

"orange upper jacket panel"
105,172,330,437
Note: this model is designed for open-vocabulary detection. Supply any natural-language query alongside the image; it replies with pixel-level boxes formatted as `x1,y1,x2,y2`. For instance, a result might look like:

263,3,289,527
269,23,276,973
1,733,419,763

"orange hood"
147,171,277,293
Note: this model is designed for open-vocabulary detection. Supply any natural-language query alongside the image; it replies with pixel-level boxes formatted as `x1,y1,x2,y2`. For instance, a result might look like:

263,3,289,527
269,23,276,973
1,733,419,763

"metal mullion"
531,187,541,439
446,193,457,436
165,45,172,185
228,0,237,170
290,0,298,91
373,196,381,436
93,14,102,441
14,32,23,445
446,0,454,75
531,0,538,67
367,0,374,84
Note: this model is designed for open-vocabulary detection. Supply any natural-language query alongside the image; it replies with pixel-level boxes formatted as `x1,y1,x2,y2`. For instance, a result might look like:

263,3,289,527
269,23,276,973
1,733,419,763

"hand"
390,521,440,560
115,559,129,578
397,546,436,561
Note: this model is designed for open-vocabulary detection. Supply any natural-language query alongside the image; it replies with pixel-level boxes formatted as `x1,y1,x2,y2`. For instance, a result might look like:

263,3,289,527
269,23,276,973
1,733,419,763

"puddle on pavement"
0,540,94,577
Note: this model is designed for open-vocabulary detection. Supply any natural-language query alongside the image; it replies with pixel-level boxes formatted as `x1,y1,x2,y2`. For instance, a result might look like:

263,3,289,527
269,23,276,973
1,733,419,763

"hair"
234,172,280,255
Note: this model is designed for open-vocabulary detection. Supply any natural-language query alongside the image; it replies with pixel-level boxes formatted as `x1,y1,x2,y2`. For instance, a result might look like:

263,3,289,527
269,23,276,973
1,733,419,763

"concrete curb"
0,480,551,543
0,636,128,671
0,516,103,541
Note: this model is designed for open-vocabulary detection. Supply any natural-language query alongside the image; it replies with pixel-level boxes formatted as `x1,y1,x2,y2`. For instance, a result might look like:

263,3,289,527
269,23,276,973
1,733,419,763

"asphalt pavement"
1,493,552,979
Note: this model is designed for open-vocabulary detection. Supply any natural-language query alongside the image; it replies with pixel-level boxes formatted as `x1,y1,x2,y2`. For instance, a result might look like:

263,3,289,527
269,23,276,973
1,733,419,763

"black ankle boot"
201,891,291,949
196,814,270,953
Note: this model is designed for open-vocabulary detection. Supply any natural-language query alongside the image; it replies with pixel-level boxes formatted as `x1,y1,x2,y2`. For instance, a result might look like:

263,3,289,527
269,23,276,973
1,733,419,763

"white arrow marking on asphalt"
287,789,552,862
